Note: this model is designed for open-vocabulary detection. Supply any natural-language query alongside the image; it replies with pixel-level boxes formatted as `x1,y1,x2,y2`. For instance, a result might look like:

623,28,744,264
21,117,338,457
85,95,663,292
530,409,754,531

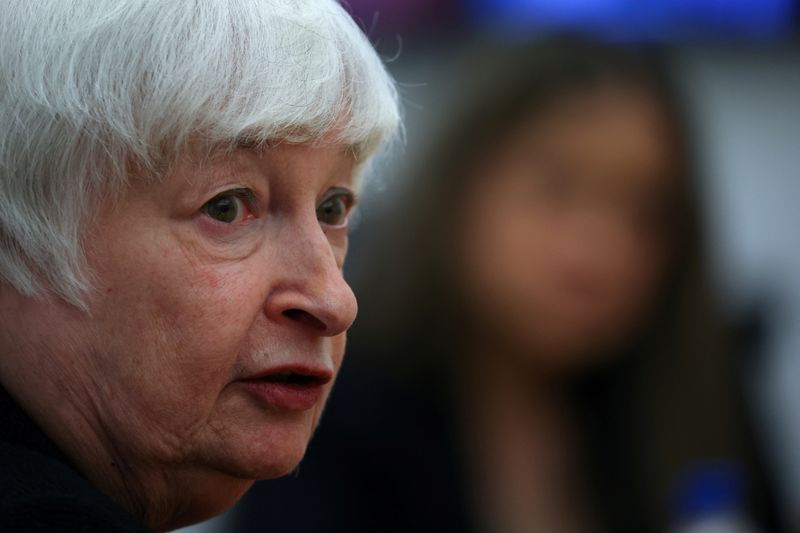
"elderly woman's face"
4,141,358,523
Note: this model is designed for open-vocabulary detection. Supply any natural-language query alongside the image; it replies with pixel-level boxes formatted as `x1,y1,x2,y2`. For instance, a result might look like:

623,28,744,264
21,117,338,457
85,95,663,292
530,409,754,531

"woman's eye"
317,191,354,227
202,189,253,223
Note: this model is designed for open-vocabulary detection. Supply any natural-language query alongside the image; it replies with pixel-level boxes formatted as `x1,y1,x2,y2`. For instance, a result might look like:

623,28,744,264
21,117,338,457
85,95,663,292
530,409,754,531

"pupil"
208,196,237,223
318,198,345,225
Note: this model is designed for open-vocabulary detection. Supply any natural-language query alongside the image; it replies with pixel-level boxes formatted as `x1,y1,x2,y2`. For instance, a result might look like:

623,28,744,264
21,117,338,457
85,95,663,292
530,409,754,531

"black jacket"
0,386,151,532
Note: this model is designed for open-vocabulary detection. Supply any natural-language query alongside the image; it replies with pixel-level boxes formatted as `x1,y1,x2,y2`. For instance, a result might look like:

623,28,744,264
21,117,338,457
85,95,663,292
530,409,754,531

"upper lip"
240,364,334,385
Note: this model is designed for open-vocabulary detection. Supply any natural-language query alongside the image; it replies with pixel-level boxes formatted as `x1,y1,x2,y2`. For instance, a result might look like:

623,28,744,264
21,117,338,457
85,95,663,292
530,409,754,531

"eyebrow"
232,135,360,158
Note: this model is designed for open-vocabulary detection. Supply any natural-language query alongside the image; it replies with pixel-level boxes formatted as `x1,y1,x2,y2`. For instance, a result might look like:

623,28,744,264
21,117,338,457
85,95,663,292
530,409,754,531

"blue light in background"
465,0,796,41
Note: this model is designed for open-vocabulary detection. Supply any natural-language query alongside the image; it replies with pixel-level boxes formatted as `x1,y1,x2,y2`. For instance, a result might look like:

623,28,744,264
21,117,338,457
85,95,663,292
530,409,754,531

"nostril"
282,308,327,332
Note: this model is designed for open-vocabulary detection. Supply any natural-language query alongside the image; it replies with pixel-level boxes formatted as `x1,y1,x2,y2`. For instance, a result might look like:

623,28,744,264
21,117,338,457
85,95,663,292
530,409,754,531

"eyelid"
321,186,357,209
212,187,260,216
317,187,357,230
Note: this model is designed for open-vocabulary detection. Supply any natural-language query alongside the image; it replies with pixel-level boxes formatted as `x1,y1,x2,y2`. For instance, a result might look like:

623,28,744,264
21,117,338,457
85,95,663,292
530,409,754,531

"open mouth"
240,367,331,411
256,372,325,386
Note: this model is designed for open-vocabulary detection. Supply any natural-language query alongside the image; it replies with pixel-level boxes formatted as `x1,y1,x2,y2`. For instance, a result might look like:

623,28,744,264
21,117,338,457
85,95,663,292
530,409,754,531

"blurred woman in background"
236,40,776,533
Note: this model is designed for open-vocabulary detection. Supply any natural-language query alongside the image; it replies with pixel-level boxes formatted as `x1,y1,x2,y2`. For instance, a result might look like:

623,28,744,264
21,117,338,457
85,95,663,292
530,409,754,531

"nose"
263,223,358,337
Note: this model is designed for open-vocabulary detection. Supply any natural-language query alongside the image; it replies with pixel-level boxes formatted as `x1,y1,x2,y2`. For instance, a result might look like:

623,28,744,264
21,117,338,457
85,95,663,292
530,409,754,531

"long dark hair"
347,38,770,531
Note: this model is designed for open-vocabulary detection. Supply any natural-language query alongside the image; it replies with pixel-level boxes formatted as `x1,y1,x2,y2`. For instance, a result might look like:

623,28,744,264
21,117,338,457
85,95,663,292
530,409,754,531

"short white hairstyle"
0,0,400,307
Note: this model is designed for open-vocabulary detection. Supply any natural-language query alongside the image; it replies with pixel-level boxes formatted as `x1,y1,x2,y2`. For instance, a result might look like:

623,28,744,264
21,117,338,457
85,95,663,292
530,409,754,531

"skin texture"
0,141,358,530
457,84,680,371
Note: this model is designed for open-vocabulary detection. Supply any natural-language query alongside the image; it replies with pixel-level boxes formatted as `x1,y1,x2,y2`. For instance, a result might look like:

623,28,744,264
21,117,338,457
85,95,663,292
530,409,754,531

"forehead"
171,140,358,184
510,85,679,190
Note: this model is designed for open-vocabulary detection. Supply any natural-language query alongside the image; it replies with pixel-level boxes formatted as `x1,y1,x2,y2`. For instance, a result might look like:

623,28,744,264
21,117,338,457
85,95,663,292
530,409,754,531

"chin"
168,477,255,530
219,413,318,481
167,434,308,529
248,444,309,480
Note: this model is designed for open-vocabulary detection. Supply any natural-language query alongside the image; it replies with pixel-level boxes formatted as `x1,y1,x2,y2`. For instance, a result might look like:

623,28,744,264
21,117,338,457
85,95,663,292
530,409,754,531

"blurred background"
184,1,800,532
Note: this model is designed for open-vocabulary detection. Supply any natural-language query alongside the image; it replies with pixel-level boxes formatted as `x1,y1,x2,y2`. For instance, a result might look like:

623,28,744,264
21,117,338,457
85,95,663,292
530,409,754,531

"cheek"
325,228,349,269
585,239,669,338
616,247,668,310
459,194,551,307
141,262,260,379
86,235,267,436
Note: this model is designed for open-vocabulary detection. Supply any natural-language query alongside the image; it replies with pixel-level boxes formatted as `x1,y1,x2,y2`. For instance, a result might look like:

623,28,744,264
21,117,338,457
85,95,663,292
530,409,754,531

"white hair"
0,0,400,307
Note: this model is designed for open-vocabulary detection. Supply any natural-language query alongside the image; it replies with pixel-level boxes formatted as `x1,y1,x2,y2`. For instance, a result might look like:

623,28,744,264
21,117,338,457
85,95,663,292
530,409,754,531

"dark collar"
0,384,76,470
0,384,153,532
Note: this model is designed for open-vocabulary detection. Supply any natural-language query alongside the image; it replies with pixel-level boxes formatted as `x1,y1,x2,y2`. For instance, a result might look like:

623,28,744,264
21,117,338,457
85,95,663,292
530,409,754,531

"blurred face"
0,141,358,527
457,85,681,370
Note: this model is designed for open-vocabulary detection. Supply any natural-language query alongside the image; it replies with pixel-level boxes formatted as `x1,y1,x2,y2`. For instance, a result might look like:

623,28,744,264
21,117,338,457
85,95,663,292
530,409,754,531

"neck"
459,339,594,533
1,348,158,522
0,293,246,531
460,336,565,409
3,359,248,530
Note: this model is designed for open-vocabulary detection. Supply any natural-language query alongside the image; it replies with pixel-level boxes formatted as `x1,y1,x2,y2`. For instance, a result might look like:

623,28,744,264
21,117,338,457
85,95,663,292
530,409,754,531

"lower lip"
239,380,325,412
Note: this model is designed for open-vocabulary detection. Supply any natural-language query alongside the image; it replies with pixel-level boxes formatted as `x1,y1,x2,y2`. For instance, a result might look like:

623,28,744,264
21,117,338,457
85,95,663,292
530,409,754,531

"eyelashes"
316,188,356,227
200,186,356,228
202,188,256,224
